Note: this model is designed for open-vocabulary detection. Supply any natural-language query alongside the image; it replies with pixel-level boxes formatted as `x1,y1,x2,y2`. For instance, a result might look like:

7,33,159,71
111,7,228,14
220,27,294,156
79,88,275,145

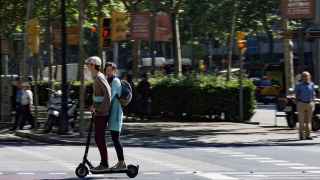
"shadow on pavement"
41,177,126,180
1,122,320,148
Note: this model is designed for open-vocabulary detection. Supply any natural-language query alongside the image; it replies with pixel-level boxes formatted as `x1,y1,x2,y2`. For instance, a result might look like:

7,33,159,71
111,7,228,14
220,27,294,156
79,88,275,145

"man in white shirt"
19,82,35,130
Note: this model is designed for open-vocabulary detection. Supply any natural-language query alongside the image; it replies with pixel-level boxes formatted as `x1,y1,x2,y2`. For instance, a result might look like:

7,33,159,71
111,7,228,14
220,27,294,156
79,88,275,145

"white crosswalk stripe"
196,172,238,180
290,166,320,170
17,172,35,175
231,154,257,157
308,171,320,173
259,160,288,163
174,171,194,175
244,157,272,160
143,172,161,175
48,172,67,175
276,163,305,166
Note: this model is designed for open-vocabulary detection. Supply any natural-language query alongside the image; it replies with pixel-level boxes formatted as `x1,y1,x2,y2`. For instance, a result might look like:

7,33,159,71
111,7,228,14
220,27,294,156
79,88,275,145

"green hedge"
149,74,256,121
29,74,255,122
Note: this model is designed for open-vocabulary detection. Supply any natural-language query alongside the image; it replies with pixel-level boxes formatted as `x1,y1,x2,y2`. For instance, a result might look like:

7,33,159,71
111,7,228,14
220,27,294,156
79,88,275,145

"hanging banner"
155,13,172,42
130,12,151,40
112,11,130,41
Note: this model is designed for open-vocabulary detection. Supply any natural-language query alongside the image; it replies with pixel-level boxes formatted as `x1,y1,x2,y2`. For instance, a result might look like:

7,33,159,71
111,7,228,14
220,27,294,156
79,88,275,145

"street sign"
281,0,315,19
130,12,152,40
52,25,80,47
27,18,40,55
112,11,130,41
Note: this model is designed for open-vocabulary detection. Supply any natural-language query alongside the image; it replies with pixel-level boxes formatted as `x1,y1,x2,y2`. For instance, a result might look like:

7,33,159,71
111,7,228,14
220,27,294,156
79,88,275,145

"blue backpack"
117,80,133,107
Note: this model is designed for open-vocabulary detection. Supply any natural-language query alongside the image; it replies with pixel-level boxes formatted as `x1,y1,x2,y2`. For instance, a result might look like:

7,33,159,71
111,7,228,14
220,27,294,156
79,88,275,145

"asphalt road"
1,104,320,180
1,134,320,180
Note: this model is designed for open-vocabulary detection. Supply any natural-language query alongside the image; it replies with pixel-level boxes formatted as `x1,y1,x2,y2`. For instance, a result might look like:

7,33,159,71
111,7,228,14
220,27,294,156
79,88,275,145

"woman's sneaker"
111,161,127,170
91,162,109,173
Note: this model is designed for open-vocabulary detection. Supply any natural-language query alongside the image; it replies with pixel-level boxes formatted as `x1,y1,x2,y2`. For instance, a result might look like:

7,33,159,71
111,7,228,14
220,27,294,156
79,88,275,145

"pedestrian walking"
86,56,112,172
19,82,35,130
136,73,151,120
10,79,23,131
295,71,316,140
104,62,127,170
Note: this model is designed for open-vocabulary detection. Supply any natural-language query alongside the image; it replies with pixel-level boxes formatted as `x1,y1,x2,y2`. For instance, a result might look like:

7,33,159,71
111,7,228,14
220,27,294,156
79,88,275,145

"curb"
15,130,84,145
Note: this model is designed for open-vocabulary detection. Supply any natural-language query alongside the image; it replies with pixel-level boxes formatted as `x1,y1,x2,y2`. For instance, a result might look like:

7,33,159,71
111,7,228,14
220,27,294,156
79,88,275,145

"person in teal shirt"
104,62,126,170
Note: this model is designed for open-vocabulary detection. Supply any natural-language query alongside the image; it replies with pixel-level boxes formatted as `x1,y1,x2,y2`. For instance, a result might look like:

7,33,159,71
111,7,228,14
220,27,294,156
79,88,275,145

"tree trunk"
227,1,237,81
282,19,294,94
96,0,103,61
46,0,53,89
172,0,182,76
79,0,86,137
22,0,34,80
132,40,140,79
263,17,274,62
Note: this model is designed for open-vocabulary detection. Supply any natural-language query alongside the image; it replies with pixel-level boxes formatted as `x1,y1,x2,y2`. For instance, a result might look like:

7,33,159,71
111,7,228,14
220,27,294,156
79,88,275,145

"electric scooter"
75,114,139,178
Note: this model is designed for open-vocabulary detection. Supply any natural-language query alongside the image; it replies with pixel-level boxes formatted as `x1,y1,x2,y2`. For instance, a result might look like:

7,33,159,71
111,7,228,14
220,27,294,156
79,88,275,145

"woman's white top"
21,90,33,106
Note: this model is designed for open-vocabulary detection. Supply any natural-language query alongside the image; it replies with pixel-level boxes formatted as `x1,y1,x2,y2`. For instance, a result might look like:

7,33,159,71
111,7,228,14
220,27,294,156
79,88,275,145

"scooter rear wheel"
126,165,139,178
75,163,89,178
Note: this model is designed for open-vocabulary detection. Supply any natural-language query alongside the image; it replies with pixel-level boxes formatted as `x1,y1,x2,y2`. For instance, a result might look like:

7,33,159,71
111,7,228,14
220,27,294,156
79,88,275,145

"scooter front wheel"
75,163,89,178
126,165,139,178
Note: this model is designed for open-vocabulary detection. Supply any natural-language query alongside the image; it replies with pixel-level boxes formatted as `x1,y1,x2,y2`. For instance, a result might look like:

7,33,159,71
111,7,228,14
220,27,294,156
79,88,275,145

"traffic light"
103,18,112,48
236,31,247,53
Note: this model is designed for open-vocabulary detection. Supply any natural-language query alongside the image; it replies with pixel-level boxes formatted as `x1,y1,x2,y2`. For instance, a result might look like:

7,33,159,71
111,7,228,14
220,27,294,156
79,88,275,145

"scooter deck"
90,168,128,174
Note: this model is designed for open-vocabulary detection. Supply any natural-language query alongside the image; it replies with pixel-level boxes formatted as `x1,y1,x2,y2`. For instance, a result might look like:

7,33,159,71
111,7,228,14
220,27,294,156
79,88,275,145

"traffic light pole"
239,49,245,122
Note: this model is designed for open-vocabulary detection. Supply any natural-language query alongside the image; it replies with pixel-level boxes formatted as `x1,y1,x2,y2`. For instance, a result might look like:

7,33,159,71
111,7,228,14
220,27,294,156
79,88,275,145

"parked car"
253,78,282,104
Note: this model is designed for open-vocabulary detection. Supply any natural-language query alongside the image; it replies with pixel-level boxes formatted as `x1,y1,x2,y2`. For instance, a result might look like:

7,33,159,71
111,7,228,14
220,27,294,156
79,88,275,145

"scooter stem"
82,113,94,162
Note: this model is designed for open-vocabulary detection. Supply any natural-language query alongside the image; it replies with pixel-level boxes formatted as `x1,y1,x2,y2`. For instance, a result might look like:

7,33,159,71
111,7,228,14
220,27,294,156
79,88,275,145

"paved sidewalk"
13,122,320,147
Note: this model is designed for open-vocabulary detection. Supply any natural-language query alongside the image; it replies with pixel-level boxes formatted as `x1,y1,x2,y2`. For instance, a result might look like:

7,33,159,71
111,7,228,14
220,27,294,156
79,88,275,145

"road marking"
231,154,257,157
17,172,35,175
290,166,320,170
6,147,74,171
244,157,272,160
143,172,161,175
218,151,244,155
275,163,305,166
238,174,268,178
91,174,105,177
259,160,288,163
174,171,194,175
49,172,67,175
308,171,320,173
198,148,219,152
195,172,238,180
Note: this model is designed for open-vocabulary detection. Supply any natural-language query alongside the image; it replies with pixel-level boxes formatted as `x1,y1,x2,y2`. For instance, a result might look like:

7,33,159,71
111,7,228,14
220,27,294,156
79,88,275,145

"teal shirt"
108,77,123,132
